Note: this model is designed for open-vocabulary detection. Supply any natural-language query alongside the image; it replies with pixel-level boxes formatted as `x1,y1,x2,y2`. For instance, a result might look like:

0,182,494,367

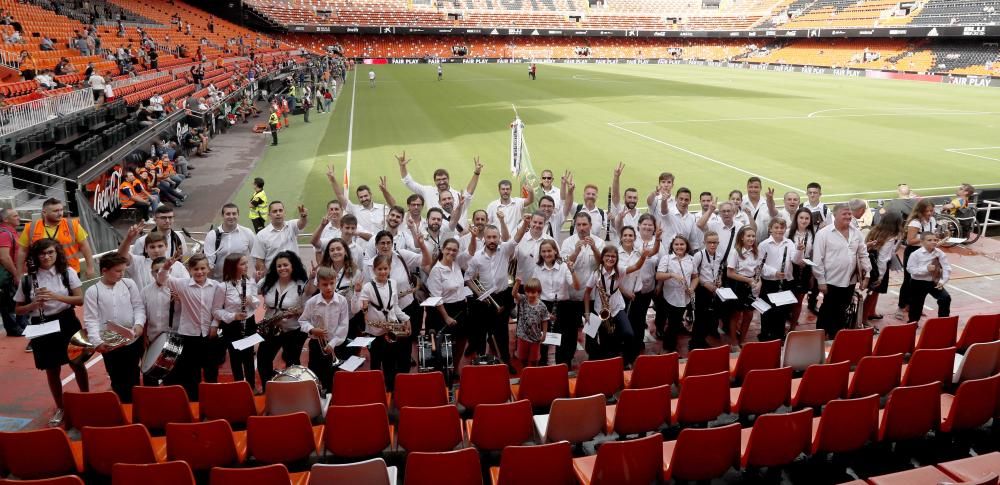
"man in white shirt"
697,199,743,263
610,162,640,244
327,164,385,237
694,191,720,226
203,204,255,280
119,225,190,290
486,179,532,227
88,71,106,101
397,152,482,210
646,172,676,221
742,177,775,240
849,198,871,233
803,182,833,230
775,191,802,226
465,225,518,368
252,201,308,278
438,189,471,234
813,203,870,337
656,187,701,251
559,212,605,366
513,211,553,282
564,178,608,241
365,205,412,259
537,195,565,246
309,200,342,260
133,206,188,258
539,169,561,206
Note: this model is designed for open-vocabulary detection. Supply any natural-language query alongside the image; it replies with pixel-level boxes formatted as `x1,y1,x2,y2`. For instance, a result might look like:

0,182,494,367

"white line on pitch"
61,355,103,387
805,107,972,118
825,182,1000,198
952,263,995,281
946,149,1000,163
612,111,999,125
944,146,1000,151
947,284,994,304
607,122,803,192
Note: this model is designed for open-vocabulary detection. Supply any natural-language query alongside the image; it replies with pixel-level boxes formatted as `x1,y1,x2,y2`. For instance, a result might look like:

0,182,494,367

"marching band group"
14,158,960,426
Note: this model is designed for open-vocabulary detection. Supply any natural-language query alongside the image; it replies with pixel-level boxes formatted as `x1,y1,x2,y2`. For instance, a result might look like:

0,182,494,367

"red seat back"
587,433,663,485
132,385,195,432
0,428,79,479
812,394,880,454
628,353,679,389
247,412,317,464
902,347,955,387
457,365,511,410
0,476,84,485
915,316,959,350
63,391,128,430
496,441,575,485
209,464,292,485
734,367,792,416
165,419,240,471
873,323,916,357
112,461,196,485
198,382,258,425
323,403,391,458
956,314,1000,352
793,361,849,409
331,370,386,406
827,327,874,368
573,357,625,398
674,371,730,425
82,424,159,476
611,384,671,436
681,345,730,381
404,448,483,485
516,364,569,409
741,409,812,468
394,372,449,410
942,374,1000,433
664,423,741,481
849,353,903,398
880,382,941,442
398,405,464,453
731,341,781,384
468,400,534,451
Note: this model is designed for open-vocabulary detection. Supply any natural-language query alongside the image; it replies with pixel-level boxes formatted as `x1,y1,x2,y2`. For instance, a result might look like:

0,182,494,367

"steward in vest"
119,169,151,220
18,198,96,278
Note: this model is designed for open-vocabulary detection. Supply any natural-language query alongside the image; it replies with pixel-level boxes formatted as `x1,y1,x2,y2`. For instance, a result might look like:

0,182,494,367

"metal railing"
979,200,1000,234
0,88,95,137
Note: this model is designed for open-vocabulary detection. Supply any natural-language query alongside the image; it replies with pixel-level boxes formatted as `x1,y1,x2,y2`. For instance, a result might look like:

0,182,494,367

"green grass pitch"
233,63,1000,220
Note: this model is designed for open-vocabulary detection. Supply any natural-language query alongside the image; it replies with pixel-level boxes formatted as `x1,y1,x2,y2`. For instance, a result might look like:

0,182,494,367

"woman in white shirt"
15,239,87,426
787,207,815,332
213,253,260,388
863,212,902,325
426,238,468,373
655,235,697,353
256,250,309,390
897,199,936,320
361,254,412,390
726,226,762,350
530,239,579,365
308,238,363,352
618,219,660,364
583,246,648,360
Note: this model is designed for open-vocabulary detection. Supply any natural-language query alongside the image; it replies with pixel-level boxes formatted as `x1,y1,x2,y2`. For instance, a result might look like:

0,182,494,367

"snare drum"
142,332,184,381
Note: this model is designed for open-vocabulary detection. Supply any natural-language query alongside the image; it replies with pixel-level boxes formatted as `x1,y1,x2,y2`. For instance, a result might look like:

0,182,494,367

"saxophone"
367,320,411,342
596,272,614,334
257,305,303,338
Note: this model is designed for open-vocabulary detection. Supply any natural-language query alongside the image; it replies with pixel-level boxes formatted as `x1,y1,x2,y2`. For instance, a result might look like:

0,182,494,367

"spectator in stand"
18,51,36,81
39,36,54,51
74,34,89,56
102,71,115,101
149,94,165,115
191,64,204,87
54,58,75,76
119,169,151,220
35,70,58,90
88,69,105,102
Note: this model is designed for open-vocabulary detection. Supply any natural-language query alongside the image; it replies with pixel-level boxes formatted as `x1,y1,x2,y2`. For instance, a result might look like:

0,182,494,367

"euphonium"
67,322,136,365
367,320,411,343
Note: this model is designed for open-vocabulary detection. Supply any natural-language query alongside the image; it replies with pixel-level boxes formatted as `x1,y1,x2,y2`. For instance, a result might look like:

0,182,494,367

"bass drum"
142,332,184,381
272,364,322,396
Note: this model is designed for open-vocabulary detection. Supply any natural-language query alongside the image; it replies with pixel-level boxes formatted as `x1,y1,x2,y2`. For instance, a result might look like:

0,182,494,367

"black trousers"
817,284,855,338
759,279,792,342
269,122,278,144
257,329,307,391
908,280,951,323
168,335,221,401
555,300,583,366
221,319,256,387
660,301,686,353
369,333,410,391
307,338,350,395
625,291,653,364
103,339,143,404
250,217,266,233
469,288,512,363
691,286,719,349
898,245,919,309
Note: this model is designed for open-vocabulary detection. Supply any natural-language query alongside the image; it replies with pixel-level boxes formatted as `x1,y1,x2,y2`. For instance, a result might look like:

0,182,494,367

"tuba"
67,322,136,365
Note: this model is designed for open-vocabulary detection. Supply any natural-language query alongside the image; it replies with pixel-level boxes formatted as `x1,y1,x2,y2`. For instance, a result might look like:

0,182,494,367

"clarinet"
751,254,767,298
604,187,612,242
777,247,788,292
239,277,250,337
29,260,44,321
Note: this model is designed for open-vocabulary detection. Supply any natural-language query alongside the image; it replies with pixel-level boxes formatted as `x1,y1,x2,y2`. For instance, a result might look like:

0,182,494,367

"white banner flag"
510,117,524,177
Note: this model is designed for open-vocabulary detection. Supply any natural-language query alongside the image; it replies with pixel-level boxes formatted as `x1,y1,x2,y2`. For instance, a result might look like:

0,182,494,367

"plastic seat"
513,364,570,411
199,381,263,426
782,329,826,372
570,357,624,398
791,361,850,409
0,477,84,485
393,372,449,411
455,365,511,413
404,448,482,485
81,424,167,476
937,452,1000,482
730,367,792,417
626,353,679,389
868,466,959,485
874,323,917,357
331,370,387,406
679,345,730,381
915,315,959,350
0,428,82,479
848,353,903,398
465,400,534,451
956,314,1000,352
604,384,671,437
491,441,576,485
264,380,325,421
902,347,956,386
662,423,741,481
308,459,396,485
533,394,607,445
730,340,781,384
247,412,323,465
63,391,130,430
826,327,874,369
112,461,196,485
940,373,1000,433
397,405,464,453
740,409,813,468
878,381,941,442
953,340,1000,385
323,403,392,458
130,385,198,433
572,433,663,485
209,464,308,485
810,394,880,455
166,419,246,471
671,371,730,426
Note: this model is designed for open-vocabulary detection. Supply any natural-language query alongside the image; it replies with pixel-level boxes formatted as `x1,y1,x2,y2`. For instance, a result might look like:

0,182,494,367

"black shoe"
271,143,278,146
25,341,33,352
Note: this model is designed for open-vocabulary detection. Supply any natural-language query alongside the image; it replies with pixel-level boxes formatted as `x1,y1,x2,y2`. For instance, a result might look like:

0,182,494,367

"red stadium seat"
397,405,464,452
730,367,792,417
826,327,874,368
740,409,813,468
662,424,741,481
915,316,959,350
937,452,1000,483
873,323,917,357
791,361,849,409
811,395,880,455
332,370,388,406
112,461,196,485
0,428,82,479
848,353,903,398
671,371,730,426
394,372,449,410
571,357,624,399
679,345,730,381
247,412,323,464
166,420,245,471
626,352,679,389
878,381,941,442
956,314,1000,352
456,365,511,412
572,433,663,485
323,403,393,458
604,384,671,437
81,424,166,476
730,340,781,384
465,400,534,451
130,386,198,433
209,464,307,485
63,391,130,430
404,448,482,485
491,441,576,485
513,364,570,410
901,347,956,386
940,374,1000,433
199,382,263,426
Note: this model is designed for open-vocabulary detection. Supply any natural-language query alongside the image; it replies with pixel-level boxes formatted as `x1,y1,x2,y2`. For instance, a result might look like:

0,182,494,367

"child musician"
726,226,762,350
141,257,179,386
906,232,952,324
511,277,551,368
757,218,796,342
214,253,260,387
583,247,647,359
83,253,145,403
299,266,351,394
655,236,697,353
360,254,412,391
691,230,722,350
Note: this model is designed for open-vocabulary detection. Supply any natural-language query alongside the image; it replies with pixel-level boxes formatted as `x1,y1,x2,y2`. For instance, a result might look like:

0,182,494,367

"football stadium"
1,0,1000,483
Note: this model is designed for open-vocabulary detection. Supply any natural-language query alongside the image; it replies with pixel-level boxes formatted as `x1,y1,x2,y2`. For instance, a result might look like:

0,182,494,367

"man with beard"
694,191,720,226
365,205,412,259
465,224,519,372
131,206,188,259
565,183,607,241
327,165,385,237
461,209,509,258
438,189,472,234
513,211,552,284
559,212,604,366
656,187,700,251
422,208,458,260
397,152,483,210
486,179,533,227
610,162,639,244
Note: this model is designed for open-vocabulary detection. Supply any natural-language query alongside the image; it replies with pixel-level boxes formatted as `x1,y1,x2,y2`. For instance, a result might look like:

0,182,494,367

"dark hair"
341,214,358,227
320,238,357,278
734,226,758,258
599,246,619,273
356,184,371,194
268,200,283,210
437,238,460,262
372,254,392,271
389,205,405,217
426,207,444,219
374,230,394,248
150,256,167,266
99,253,129,272
539,195,555,206
699,191,712,199
746,176,762,186
221,252,247,282
406,194,424,206
326,199,340,209
260,250,308,295
186,253,209,270
807,182,822,191
220,203,238,214
637,213,656,228
676,187,691,198
787,207,815,242
42,198,63,209
536,239,562,266
498,179,511,188
155,205,174,215
574,212,592,224
432,168,449,179
669,235,690,255
620,226,637,238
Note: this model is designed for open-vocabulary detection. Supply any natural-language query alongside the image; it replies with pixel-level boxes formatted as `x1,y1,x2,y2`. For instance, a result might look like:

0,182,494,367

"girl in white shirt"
583,246,647,360
531,239,579,365
897,199,937,320
729,190,752,227
426,238,468,373
655,236,697,353
620,217,661,364
214,253,260,388
256,250,309,389
726,226,762,350
361,254,412,390
787,207,816,331
863,212,902,325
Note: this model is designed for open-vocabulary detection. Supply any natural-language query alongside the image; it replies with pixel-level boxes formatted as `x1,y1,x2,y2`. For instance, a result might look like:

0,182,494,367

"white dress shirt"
657,253,695,307
163,276,224,337
541,185,561,206
261,280,308,332
486,197,527,228
728,248,763,279
560,234,605,300
692,248,723,288
401,174,459,210
298,292,350,350
906,247,951,284
530,262,574,301
360,280,410,336
314,223,342,253
14,266,81,317
544,209,566,246
907,218,938,245
514,233,553,282
812,224,871,287
466,241,517,293
757,237,797,282
142,282,178,343
574,205,607,241
127,252,190,291
704,220,742,261
83,278,145,345
363,249,422,309
610,203,641,244
427,260,468,304
346,200,386,235
873,237,899,277
133,230,188,258
213,277,261,323
586,266,626,316
252,220,302,269
203,224,256,279
743,197,771,239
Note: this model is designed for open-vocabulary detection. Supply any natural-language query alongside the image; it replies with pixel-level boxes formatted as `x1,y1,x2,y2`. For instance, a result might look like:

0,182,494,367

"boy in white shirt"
905,232,952,323
299,266,351,394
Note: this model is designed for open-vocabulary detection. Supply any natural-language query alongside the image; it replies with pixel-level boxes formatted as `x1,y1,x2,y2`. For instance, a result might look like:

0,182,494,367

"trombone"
470,278,503,313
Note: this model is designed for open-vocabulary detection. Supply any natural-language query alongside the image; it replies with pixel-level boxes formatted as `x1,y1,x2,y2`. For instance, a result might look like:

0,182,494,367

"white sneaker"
48,408,64,427
893,310,906,321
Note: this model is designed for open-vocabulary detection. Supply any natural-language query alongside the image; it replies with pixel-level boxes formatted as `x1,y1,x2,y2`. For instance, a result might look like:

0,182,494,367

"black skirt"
426,300,468,337
729,281,755,310
29,308,81,370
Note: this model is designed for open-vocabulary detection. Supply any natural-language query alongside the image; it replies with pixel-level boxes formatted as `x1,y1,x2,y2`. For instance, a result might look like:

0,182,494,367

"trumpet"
67,322,137,365
367,320,411,343
470,278,502,313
